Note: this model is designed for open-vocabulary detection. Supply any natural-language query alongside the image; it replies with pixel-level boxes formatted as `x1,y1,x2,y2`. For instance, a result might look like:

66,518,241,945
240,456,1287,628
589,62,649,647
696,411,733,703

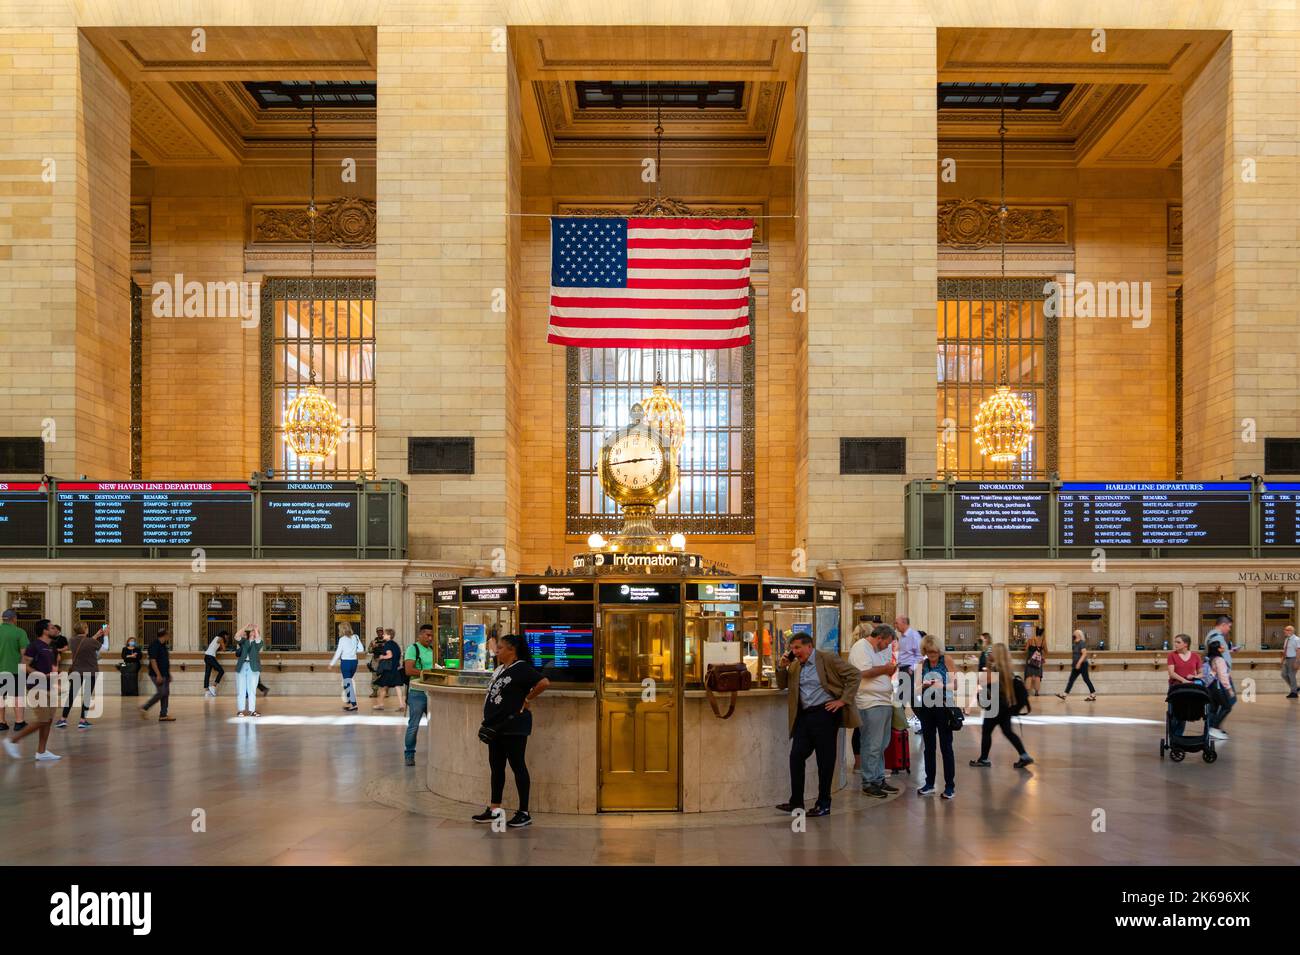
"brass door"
598,610,680,811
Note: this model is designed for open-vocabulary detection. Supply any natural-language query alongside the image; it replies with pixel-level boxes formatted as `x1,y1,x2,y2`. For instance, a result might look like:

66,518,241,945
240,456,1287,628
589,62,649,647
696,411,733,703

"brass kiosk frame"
421,574,842,813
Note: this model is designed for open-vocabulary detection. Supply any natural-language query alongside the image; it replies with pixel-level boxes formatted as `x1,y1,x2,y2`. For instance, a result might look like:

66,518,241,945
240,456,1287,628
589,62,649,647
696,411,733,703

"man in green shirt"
403,624,436,766
0,609,29,731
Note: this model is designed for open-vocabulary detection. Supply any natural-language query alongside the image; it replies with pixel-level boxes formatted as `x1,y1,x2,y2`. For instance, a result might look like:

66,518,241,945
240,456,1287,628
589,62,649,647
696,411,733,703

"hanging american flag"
547,216,754,349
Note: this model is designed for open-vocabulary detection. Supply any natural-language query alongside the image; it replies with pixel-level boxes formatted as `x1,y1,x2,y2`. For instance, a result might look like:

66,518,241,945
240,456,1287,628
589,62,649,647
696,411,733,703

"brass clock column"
597,402,679,552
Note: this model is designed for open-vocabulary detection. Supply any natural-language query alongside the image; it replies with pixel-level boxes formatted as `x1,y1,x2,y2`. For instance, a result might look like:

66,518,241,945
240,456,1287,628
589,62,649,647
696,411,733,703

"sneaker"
1288,692,1298,699
204,687,215,698
775,802,804,813
1014,756,1035,769
77,721,91,730
879,781,900,794
1208,728,1228,741
0,722,8,731
860,783,888,799
917,784,936,796
941,787,956,800
969,758,992,767
1055,692,1068,700
507,811,532,828
404,755,415,766
54,719,67,729
12,721,24,731
806,805,830,818
34,751,61,761
471,807,498,823
2,738,19,759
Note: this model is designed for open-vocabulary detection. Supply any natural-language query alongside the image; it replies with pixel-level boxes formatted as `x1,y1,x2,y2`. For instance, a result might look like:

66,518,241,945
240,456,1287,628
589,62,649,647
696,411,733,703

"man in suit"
775,633,862,817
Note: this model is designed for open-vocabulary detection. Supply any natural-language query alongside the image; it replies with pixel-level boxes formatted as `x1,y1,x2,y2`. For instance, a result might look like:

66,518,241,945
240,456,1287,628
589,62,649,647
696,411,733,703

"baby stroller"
1160,682,1217,763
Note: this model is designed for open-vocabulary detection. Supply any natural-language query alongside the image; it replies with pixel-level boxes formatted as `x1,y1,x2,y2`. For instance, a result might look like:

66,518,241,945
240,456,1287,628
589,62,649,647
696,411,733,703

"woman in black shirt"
472,634,549,829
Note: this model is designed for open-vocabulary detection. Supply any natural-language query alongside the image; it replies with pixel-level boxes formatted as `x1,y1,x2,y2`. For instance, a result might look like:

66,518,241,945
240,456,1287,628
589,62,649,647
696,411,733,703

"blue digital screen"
523,625,594,681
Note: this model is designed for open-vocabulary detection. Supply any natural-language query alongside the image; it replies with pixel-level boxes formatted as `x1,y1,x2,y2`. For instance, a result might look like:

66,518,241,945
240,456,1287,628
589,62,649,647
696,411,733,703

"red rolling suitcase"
885,727,911,773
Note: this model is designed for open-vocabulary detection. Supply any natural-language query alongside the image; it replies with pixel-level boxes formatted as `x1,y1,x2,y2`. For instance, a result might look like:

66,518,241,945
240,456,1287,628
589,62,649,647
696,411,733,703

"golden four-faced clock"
598,402,679,508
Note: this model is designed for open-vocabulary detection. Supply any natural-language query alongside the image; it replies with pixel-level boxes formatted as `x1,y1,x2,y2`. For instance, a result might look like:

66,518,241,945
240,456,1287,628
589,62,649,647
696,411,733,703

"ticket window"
199,592,237,649
1007,592,1045,650
944,593,981,651
762,605,814,686
71,592,110,642
1134,592,1172,651
263,592,302,651
461,606,515,672
816,589,842,655
1072,592,1110,651
684,597,757,687
5,590,45,635
1261,591,1297,650
327,592,366,646
1198,592,1235,651
853,592,897,638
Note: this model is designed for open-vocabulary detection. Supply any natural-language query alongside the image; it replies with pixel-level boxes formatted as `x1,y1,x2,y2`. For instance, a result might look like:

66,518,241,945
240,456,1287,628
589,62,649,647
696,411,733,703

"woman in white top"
329,626,365,712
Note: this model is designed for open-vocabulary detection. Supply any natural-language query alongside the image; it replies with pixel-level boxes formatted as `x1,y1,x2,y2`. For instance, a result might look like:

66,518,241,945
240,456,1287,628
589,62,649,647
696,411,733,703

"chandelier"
282,82,343,467
640,372,685,453
285,373,343,464
973,84,1033,464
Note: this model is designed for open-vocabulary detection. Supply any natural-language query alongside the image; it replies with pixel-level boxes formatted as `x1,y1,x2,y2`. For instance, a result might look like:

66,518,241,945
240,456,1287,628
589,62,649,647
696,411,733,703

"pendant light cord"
998,83,1009,388
307,83,319,388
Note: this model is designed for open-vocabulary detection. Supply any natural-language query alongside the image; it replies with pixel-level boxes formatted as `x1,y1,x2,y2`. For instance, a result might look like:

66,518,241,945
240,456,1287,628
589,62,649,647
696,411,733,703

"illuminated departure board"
953,483,1051,547
1261,483,1300,547
0,482,49,547
55,483,254,547
1058,482,1252,548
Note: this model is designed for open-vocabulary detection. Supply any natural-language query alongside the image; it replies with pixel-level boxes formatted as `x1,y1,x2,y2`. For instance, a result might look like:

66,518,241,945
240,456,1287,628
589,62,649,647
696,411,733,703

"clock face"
606,431,666,492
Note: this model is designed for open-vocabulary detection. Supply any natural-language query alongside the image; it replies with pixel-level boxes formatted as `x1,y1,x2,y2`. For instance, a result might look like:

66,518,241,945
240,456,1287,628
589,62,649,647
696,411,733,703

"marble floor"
2,691,1297,866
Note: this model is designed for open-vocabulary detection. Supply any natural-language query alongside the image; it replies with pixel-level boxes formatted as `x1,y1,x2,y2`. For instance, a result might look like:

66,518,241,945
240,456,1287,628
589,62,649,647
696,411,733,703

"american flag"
547,216,754,349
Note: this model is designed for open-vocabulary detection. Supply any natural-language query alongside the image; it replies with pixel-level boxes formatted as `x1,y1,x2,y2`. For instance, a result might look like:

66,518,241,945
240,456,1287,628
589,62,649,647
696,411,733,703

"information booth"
416,569,843,814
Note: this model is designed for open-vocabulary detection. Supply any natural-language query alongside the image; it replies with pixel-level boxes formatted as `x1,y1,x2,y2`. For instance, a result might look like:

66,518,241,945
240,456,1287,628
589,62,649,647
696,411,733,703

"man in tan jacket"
775,633,861,816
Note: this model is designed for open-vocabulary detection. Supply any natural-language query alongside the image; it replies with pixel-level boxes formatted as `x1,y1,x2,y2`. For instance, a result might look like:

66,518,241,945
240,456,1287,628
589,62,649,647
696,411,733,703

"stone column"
1182,31,1300,477
801,9,938,563
0,29,131,477
375,3,514,567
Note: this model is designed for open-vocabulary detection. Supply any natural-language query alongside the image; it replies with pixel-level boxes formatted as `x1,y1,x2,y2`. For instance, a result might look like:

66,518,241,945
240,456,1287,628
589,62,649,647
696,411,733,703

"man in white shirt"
203,631,227,697
850,623,899,799
1281,625,1300,699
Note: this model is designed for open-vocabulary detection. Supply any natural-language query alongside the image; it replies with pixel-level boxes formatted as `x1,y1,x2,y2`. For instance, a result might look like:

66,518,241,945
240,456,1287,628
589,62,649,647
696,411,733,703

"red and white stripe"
548,217,753,349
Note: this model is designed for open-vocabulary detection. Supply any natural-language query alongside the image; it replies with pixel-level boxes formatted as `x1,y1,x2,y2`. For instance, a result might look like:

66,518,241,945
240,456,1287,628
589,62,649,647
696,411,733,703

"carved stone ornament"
938,199,1067,250
252,197,376,247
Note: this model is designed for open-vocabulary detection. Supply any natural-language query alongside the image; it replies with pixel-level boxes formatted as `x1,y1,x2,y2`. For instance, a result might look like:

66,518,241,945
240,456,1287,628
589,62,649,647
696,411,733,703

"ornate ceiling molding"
556,198,766,244
250,198,376,248
938,199,1069,250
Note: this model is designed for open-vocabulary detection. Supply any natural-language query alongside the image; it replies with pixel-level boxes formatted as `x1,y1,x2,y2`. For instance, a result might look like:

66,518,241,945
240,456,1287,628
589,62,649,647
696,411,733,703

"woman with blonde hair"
915,632,956,799
970,643,1033,769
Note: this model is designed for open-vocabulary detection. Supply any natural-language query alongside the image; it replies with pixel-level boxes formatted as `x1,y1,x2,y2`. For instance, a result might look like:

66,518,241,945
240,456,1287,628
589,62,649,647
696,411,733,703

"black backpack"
1009,675,1032,716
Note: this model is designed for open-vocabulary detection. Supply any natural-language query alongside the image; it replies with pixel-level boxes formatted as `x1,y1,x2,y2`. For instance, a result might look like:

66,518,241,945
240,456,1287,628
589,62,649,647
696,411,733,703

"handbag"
945,706,965,732
478,711,515,744
704,662,752,720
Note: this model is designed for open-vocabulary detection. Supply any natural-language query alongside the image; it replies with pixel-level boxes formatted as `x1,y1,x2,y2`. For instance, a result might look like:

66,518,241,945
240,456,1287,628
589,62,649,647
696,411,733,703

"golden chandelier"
284,375,343,465
281,86,343,468
640,377,685,453
973,83,1032,465
973,385,1033,463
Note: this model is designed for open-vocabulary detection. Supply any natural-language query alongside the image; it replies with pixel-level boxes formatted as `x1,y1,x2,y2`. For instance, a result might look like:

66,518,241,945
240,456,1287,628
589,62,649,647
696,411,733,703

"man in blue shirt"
895,615,922,723
1205,615,1234,668
775,633,861,817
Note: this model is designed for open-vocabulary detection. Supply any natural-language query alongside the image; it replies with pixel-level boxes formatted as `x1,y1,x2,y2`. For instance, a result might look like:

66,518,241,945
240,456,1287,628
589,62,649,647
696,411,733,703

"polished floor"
2,691,1297,866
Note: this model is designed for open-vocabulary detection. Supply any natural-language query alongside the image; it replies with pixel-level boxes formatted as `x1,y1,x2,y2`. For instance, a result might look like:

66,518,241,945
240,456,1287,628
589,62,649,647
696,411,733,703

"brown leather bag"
704,662,753,719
